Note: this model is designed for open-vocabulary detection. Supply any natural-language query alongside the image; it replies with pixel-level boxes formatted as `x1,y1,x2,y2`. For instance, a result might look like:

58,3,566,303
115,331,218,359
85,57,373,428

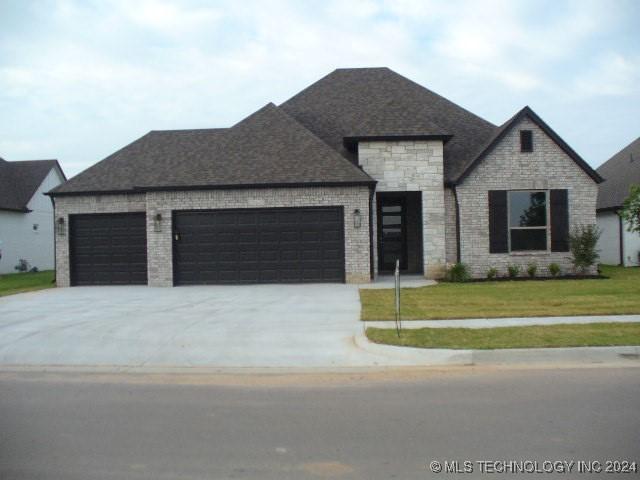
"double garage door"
69,208,345,286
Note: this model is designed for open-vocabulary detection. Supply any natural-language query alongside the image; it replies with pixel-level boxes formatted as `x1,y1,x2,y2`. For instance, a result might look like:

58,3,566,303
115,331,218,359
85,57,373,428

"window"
520,130,533,152
508,191,548,251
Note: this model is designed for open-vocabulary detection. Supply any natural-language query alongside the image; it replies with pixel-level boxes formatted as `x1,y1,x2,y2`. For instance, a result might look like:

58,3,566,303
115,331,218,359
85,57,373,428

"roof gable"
280,67,497,182
455,106,603,185
0,159,63,211
596,136,640,210
51,103,373,196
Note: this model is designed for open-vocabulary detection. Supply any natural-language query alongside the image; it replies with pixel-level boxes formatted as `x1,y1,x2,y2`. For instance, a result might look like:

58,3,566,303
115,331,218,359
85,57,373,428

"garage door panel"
173,208,345,285
70,213,147,286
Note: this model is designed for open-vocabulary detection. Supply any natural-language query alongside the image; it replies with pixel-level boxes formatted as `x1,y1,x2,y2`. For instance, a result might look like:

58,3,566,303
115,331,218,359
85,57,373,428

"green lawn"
360,265,640,321
366,322,640,349
0,270,55,297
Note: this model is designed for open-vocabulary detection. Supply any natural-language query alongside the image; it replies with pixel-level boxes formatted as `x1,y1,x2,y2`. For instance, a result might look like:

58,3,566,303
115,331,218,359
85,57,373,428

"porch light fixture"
353,208,362,229
56,217,65,236
153,213,163,232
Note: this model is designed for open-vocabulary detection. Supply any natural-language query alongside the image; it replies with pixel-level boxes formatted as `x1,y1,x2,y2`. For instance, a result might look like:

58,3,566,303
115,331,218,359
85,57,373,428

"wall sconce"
353,208,362,229
56,217,65,236
153,213,162,232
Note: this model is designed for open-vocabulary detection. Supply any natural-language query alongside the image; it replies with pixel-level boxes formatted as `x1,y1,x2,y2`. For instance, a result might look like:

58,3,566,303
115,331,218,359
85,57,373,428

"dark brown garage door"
173,207,345,285
69,213,147,286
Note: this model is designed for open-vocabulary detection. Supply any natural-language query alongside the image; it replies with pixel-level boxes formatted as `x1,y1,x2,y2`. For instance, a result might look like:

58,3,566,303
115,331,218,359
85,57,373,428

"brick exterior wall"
444,187,458,264
455,117,599,278
357,140,447,279
54,187,371,287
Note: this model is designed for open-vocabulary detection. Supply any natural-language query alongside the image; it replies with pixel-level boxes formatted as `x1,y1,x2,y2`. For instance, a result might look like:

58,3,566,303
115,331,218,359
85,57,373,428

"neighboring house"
0,158,66,274
48,68,602,287
596,137,640,267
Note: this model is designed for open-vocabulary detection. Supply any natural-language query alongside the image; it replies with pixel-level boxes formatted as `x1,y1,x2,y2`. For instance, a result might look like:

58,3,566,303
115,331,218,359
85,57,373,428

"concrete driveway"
0,284,398,368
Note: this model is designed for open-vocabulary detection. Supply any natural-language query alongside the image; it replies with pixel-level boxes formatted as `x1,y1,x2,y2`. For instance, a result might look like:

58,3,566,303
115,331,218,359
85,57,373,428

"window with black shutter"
508,190,548,251
488,190,509,253
520,130,533,152
550,189,569,252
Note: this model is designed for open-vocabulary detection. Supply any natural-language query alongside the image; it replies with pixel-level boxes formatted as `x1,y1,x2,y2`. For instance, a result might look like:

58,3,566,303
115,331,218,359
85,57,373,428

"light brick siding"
54,187,371,287
456,117,598,278
444,187,458,264
358,140,446,279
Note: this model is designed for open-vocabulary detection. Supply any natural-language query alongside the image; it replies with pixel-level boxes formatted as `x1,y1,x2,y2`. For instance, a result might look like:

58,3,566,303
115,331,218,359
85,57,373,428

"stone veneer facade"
454,117,599,278
54,186,371,287
357,140,447,279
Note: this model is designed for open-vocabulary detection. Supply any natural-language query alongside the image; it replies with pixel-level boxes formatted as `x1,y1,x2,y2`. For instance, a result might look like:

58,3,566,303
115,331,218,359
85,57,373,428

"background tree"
620,184,640,234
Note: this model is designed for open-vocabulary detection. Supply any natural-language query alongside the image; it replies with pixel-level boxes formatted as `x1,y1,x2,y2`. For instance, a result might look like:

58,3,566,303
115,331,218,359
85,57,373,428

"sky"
1,0,639,178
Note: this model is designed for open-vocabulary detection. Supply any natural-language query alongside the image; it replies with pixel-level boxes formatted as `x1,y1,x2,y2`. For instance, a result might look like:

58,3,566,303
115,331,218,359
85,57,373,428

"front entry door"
377,195,407,271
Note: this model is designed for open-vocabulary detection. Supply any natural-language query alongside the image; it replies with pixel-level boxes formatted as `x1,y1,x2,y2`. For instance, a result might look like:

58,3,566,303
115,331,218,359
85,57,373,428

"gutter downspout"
618,210,624,266
369,184,375,280
452,184,461,263
50,195,57,285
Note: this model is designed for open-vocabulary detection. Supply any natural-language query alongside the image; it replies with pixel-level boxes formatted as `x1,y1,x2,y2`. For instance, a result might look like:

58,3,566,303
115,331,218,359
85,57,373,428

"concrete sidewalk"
364,314,640,329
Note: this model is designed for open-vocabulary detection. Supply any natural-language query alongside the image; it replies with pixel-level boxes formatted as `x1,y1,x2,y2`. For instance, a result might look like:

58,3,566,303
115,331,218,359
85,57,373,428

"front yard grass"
366,322,640,349
0,270,55,297
360,265,640,321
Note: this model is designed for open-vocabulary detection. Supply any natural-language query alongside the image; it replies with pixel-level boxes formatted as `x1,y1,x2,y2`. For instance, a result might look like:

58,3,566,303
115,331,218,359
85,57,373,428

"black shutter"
488,190,508,253
550,189,569,252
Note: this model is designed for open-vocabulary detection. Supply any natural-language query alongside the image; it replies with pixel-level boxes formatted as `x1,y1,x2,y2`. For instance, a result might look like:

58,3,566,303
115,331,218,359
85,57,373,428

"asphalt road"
1,367,639,479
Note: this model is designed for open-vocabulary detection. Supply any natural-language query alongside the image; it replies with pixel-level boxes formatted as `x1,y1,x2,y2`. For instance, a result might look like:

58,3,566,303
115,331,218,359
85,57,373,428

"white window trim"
507,189,550,254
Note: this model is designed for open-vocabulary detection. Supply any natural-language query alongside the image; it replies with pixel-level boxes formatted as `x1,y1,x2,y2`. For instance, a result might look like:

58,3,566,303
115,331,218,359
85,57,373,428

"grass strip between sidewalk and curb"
360,265,640,321
0,271,55,297
365,322,640,350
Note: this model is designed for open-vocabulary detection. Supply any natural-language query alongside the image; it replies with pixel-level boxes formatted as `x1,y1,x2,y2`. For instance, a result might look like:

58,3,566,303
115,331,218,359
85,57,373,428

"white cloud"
0,0,637,174
574,53,640,97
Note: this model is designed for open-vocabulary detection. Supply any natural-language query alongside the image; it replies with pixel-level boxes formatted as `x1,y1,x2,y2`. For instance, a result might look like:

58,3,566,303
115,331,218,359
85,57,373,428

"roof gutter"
343,134,452,151
46,180,378,197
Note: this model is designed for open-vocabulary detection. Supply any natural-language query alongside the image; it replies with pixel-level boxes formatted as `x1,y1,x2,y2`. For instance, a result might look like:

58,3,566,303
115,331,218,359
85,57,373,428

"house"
48,68,602,286
0,158,66,274
596,137,640,267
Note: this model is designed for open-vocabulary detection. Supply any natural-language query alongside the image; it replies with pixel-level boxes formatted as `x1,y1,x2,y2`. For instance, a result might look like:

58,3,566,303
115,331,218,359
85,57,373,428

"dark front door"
172,207,345,285
377,195,407,271
69,213,148,286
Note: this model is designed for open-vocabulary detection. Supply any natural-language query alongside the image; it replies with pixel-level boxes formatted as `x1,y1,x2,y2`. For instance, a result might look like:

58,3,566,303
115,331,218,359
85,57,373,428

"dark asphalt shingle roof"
596,136,640,210
51,67,600,195
51,103,373,195
0,158,62,211
280,67,498,183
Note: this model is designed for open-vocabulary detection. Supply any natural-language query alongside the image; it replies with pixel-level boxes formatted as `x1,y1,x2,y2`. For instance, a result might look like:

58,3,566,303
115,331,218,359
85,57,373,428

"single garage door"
69,213,148,286
173,207,345,285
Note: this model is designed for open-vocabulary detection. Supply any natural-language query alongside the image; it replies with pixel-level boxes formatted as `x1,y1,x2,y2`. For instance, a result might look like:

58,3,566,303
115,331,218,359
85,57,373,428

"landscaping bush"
446,262,470,282
569,225,601,274
527,262,537,278
548,263,561,277
507,264,520,278
486,267,498,280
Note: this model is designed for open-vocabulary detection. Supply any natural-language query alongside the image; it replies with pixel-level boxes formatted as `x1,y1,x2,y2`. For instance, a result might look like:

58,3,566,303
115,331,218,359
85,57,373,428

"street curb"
354,334,640,366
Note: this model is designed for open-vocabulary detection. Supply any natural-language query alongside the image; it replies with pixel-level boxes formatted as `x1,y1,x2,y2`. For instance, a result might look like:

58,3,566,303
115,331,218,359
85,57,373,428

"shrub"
446,262,470,282
507,264,520,278
14,259,29,272
620,184,640,234
548,263,561,277
526,262,537,278
486,267,498,280
569,225,601,274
